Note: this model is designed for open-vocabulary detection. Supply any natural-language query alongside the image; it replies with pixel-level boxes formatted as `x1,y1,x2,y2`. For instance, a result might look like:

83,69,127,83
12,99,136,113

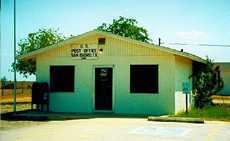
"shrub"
191,58,223,108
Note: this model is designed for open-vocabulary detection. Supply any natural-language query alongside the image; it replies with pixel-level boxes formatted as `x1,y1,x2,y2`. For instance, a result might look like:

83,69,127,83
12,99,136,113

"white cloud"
175,30,208,43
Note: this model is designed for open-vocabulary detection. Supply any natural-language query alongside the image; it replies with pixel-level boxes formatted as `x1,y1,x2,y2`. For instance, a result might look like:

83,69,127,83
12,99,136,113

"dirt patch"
212,95,230,104
0,94,31,103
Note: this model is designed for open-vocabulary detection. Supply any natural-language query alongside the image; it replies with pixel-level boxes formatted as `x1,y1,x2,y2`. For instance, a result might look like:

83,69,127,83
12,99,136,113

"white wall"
35,34,181,115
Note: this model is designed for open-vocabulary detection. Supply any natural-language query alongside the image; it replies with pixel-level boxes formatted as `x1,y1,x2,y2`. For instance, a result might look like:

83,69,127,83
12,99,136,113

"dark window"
98,38,106,45
130,65,158,93
50,66,74,92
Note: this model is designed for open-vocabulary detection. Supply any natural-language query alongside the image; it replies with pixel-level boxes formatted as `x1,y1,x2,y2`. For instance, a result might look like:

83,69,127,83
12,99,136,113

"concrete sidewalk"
1,118,230,141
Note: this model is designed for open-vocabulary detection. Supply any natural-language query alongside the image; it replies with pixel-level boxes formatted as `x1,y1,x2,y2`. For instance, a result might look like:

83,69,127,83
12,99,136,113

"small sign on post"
182,81,190,113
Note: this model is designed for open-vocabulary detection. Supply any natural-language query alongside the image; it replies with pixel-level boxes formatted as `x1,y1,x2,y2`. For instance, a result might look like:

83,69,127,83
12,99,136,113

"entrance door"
95,68,113,111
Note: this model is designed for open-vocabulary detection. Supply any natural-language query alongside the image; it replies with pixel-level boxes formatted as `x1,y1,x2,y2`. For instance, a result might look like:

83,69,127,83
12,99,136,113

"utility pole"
158,38,161,46
13,0,17,113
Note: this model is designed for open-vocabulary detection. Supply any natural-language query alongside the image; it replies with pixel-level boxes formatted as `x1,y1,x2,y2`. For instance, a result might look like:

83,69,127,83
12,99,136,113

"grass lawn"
174,105,230,121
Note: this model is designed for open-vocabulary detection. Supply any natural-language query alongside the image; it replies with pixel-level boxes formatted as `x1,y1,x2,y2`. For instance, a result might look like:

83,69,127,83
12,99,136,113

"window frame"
50,65,75,92
130,64,159,94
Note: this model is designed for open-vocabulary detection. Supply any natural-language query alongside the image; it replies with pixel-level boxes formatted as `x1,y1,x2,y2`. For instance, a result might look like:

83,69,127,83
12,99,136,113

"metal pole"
185,93,188,113
158,38,161,46
13,0,17,113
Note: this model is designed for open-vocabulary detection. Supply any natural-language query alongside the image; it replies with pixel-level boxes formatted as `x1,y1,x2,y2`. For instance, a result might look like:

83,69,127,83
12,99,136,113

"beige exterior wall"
35,33,192,115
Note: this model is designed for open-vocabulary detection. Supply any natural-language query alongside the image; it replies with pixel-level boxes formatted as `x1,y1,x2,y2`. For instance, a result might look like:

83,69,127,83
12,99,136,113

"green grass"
174,105,230,121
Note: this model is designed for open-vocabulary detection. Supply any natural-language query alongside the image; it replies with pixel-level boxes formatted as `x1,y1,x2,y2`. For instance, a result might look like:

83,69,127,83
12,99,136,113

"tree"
97,16,152,43
13,28,65,77
191,57,224,108
1,76,7,96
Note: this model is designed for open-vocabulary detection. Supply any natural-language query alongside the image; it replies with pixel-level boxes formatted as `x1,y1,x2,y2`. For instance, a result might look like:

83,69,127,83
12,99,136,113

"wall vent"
98,38,106,45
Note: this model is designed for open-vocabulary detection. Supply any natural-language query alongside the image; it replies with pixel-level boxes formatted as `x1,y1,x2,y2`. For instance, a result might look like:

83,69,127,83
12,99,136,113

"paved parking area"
1,118,230,141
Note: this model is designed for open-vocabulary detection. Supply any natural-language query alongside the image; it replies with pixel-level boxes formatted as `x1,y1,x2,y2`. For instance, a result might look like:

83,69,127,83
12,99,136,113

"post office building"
19,30,205,115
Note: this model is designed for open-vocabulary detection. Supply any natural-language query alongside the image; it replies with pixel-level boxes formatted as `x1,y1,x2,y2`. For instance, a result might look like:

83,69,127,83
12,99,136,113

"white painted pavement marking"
129,126,191,137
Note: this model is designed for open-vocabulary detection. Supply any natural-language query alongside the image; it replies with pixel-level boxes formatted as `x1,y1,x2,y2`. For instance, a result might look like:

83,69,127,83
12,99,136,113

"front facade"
20,31,204,115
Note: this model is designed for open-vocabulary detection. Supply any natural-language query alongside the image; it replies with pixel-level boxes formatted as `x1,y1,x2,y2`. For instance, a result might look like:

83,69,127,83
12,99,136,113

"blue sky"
1,0,230,81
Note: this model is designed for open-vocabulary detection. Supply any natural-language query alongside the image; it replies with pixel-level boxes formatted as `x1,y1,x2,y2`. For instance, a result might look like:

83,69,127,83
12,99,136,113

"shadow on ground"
1,110,149,121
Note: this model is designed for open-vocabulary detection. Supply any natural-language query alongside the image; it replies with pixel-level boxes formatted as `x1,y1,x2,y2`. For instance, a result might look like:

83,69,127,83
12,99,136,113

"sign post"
185,93,188,113
182,82,190,113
